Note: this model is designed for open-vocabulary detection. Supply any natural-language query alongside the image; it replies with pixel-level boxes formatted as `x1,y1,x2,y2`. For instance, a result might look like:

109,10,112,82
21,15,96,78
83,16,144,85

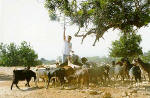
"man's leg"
60,55,68,67
62,54,68,63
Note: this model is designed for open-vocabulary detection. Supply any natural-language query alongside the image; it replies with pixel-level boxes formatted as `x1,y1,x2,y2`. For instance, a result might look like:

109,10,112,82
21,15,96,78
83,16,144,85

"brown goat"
71,68,89,88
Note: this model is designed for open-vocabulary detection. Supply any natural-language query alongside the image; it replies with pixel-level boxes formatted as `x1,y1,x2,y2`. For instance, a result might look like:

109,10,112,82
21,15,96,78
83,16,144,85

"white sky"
0,0,150,60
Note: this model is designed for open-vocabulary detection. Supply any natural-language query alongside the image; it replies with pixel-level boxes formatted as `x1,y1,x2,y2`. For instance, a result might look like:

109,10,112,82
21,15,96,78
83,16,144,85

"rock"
65,87,76,90
122,92,128,97
128,93,132,96
132,93,136,96
127,86,132,89
145,93,150,95
88,90,98,95
57,91,61,93
126,96,130,98
130,89,137,93
80,90,86,93
102,92,112,98
99,91,103,94
141,93,145,95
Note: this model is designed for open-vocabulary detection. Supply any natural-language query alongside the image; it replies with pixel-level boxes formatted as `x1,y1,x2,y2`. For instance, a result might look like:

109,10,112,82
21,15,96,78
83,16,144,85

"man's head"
67,35,72,42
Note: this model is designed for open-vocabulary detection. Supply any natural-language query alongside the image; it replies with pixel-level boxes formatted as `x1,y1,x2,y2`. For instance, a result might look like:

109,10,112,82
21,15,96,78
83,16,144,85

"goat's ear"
14,67,16,70
46,68,50,70
56,62,59,65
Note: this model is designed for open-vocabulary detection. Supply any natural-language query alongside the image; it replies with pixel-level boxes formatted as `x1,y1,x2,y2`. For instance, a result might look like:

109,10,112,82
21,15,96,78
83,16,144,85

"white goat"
109,64,126,81
44,64,58,69
35,68,50,88
67,56,81,69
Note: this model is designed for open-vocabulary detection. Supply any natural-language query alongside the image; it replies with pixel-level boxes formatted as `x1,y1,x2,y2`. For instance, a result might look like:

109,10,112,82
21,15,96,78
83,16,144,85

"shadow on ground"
19,87,44,91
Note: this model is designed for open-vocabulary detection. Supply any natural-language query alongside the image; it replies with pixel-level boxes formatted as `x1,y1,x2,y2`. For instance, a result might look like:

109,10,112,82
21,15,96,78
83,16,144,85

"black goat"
134,58,150,81
11,69,36,90
47,67,66,88
129,66,141,82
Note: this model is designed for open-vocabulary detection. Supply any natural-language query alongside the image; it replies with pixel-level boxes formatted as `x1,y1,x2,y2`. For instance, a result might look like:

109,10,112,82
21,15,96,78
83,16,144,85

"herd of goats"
10,56,150,90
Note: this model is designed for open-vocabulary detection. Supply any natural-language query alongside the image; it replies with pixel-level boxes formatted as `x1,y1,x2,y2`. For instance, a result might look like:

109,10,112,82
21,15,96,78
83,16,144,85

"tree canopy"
45,0,150,45
109,33,143,58
0,41,42,66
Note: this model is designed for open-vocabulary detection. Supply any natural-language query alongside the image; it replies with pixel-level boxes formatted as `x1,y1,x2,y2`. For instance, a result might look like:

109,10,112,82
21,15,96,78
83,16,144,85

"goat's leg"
143,75,146,81
27,81,30,87
15,81,20,89
25,83,28,87
11,81,14,90
148,73,150,82
35,77,39,87
27,78,31,87
47,76,52,89
121,75,124,81
47,78,50,88
45,78,49,89
25,78,28,87
86,78,89,89
60,79,63,88
76,78,80,88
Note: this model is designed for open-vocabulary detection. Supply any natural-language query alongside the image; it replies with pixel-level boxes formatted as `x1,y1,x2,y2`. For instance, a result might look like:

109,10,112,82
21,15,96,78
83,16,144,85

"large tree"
109,33,143,59
45,0,150,46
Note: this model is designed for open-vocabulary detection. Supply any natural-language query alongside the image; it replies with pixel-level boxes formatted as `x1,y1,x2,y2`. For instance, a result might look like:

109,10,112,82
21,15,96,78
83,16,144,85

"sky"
0,0,150,60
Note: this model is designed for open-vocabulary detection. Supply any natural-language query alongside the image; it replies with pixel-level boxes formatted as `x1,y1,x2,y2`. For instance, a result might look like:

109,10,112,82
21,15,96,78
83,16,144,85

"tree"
45,0,150,46
109,33,143,59
40,58,54,64
86,56,116,64
0,41,41,66
18,41,39,66
140,51,150,63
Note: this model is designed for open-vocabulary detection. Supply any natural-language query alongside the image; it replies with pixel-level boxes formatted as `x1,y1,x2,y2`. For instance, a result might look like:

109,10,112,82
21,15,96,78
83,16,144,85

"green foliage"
40,58,56,65
45,0,150,45
140,51,150,63
86,56,116,64
0,41,41,66
109,33,143,58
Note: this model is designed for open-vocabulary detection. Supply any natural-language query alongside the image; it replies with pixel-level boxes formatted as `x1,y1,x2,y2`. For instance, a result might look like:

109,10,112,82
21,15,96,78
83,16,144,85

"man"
62,30,73,63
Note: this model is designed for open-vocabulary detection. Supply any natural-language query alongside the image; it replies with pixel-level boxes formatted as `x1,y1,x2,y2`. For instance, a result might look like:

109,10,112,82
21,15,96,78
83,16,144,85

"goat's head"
133,57,142,66
81,57,88,64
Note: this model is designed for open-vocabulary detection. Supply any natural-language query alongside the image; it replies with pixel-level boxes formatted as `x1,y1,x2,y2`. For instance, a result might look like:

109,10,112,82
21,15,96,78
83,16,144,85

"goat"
67,56,81,70
129,66,141,82
134,58,150,82
47,67,66,88
69,68,89,88
109,62,126,81
35,68,51,88
11,69,36,90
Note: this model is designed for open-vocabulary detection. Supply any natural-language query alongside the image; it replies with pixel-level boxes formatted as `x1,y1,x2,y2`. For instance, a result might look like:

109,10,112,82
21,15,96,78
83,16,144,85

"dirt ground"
0,67,150,98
